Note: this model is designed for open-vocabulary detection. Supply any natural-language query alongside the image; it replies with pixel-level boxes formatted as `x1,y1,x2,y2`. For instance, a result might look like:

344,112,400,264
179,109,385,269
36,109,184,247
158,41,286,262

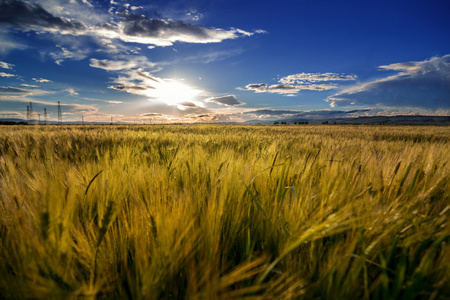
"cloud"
109,12,256,46
209,95,244,106
185,9,202,22
49,46,90,64
141,113,164,117
184,48,244,64
0,86,52,95
243,72,356,96
0,0,260,49
280,73,357,84
0,0,87,34
0,61,14,69
0,32,27,54
242,108,372,120
33,78,52,83
64,88,78,95
0,86,33,94
90,57,158,71
0,72,15,77
327,55,450,110
243,83,336,95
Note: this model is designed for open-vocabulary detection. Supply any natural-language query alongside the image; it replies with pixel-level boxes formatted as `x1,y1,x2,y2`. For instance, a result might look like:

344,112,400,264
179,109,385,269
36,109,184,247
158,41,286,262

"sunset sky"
0,0,449,123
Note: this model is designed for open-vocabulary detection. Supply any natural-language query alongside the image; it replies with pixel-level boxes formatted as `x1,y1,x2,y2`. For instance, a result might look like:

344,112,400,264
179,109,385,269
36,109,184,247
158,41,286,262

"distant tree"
274,121,279,125
322,120,329,124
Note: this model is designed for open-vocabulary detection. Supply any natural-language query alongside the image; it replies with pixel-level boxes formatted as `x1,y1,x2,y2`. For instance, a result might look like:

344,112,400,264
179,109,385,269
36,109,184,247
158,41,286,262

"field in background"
0,125,449,299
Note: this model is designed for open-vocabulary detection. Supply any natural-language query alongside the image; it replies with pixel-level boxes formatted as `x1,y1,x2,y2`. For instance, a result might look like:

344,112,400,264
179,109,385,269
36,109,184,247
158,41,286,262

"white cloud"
243,72,356,96
243,82,337,95
0,72,15,77
32,78,52,83
130,6,143,11
0,0,260,48
326,55,450,110
280,73,357,84
65,88,78,95
0,61,14,69
48,46,90,64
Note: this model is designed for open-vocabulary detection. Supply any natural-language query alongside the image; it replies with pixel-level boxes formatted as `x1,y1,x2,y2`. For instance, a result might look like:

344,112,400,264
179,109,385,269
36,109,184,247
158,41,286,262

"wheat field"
0,125,449,299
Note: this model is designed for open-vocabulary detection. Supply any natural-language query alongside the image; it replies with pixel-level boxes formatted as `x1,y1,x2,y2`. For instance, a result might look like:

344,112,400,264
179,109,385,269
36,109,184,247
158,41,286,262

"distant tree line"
273,121,309,125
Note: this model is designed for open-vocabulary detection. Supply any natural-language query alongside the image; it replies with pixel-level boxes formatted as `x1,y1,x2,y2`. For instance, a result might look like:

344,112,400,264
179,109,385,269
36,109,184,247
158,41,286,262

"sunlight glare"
151,80,201,106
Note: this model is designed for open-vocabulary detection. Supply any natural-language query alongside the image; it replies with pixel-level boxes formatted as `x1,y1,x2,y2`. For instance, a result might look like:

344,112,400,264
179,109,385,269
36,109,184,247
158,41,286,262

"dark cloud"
0,0,86,33
209,95,244,106
110,84,155,93
0,86,33,94
244,83,301,95
90,57,158,71
111,12,255,46
178,101,199,108
141,113,163,117
327,55,450,110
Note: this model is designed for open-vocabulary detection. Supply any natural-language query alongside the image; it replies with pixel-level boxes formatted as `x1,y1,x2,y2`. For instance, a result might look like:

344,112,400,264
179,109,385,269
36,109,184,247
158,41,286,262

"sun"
152,80,201,106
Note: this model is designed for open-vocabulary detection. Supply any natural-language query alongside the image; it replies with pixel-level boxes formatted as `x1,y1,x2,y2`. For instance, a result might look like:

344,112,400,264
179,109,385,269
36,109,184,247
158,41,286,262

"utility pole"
44,108,48,125
29,102,33,123
26,106,30,122
57,101,62,124
38,114,41,125
82,115,84,125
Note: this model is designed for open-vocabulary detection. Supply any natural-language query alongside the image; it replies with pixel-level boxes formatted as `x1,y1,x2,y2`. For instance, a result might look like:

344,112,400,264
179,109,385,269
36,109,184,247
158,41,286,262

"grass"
0,124,449,299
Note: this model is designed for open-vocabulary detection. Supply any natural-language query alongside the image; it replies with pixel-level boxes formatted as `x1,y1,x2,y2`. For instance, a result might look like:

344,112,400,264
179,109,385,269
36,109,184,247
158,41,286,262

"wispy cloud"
0,86,51,95
0,61,14,69
64,88,78,96
32,78,52,83
326,55,450,110
243,72,356,96
184,48,244,64
0,72,15,77
90,57,158,71
49,46,90,65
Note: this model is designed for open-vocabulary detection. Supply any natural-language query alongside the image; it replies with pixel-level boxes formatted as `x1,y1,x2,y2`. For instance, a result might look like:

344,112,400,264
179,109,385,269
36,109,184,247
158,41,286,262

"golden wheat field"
0,125,449,299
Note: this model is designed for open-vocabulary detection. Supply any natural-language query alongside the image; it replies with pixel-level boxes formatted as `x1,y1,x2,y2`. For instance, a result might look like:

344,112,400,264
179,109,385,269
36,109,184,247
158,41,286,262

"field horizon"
0,125,449,299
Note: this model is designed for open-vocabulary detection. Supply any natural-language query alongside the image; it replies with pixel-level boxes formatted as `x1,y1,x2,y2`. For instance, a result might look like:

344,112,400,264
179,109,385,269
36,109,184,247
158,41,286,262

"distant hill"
248,115,450,125
2,115,449,126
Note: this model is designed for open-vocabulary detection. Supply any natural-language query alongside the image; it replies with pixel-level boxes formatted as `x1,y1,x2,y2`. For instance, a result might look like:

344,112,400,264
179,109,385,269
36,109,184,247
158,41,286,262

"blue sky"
0,0,449,123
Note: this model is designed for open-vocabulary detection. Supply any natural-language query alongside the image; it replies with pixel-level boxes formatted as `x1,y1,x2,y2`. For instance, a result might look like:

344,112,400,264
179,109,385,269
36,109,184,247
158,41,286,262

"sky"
0,0,449,123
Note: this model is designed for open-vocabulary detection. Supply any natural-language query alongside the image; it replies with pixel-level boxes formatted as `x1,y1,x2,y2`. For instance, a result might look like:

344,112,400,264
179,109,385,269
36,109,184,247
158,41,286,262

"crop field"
0,125,449,299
